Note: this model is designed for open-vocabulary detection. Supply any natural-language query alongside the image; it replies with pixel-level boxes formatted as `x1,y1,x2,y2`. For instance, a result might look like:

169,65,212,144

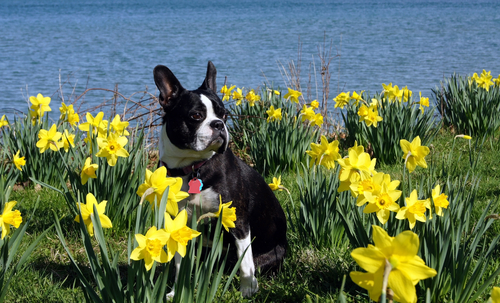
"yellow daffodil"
455,134,472,140
266,105,282,122
29,107,43,125
370,98,380,109
310,100,319,109
29,93,52,114
110,114,130,136
300,105,316,122
358,104,369,120
417,91,429,113
350,225,437,303
310,113,324,127
232,87,244,105
333,92,350,109
74,193,112,236
36,124,63,153
130,226,170,271
475,70,494,91
363,174,401,224
59,103,80,127
136,166,189,216
494,75,500,87
81,157,98,185
401,86,412,102
283,88,302,103
382,83,395,101
350,172,391,207
400,136,430,173
59,102,72,119
220,85,236,101
61,129,75,152
351,91,364,106
245,89,261,106
0,201,23,239
392,85,404,102
268,176,283,191
13,150,26,171
0,115,9,128
66,111,80,127
349,175,376,205
214,197,237,232
306,135,341,170
430,184,449,217
337,143,376,181
363,108,383,127
164,209,201,260
79,112,107,136
491,286,500,303
396,189,428,229
96,132,130,166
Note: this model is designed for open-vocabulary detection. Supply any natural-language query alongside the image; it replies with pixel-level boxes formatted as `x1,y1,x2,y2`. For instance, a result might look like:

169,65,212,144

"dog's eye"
191,113,203,120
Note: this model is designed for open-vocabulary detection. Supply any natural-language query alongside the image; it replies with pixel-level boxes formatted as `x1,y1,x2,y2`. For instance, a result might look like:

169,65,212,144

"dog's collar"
159,160,208,177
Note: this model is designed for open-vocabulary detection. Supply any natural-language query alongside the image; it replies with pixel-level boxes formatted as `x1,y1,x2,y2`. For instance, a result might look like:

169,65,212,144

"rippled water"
1,0,499,118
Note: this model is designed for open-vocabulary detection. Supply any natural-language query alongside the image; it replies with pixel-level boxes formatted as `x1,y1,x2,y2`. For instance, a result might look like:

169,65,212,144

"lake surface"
1,0,499,119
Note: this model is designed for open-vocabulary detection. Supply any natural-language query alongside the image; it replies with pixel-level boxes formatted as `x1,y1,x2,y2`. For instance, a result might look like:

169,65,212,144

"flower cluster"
131,166,237,270
29,93,52,125
299,101,323,127
381,83,412,103
470,70,500,91
131,209,201,271
59,102,80,127
305,135,341,169
220,85,263,106
306,136,448,227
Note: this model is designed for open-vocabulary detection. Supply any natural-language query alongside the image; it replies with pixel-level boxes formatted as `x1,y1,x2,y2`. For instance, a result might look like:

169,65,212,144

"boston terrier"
153,61,287,298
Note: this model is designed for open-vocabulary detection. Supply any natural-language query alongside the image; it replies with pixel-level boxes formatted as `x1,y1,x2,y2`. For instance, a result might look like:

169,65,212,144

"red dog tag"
188,178,203,194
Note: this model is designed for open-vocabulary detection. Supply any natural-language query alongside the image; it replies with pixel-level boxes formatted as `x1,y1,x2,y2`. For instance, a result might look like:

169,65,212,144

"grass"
4,126,500,303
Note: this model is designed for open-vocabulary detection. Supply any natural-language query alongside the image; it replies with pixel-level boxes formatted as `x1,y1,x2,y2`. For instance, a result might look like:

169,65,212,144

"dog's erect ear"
153,65,184,109
199,61,217,93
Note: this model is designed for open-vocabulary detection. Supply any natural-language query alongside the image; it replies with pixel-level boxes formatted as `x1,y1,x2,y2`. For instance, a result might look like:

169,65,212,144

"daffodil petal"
350,247,386,273
388,269,417,303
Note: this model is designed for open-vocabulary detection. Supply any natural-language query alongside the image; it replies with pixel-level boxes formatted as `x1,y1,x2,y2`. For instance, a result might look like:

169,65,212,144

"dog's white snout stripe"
194,95,227,151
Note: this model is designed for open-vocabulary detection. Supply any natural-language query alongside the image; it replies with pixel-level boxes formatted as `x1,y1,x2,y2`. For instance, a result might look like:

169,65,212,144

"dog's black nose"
211,120,224,131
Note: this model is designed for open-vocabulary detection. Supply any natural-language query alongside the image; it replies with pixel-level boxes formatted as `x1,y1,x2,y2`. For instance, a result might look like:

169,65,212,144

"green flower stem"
197,212,217,223
380,258,392,303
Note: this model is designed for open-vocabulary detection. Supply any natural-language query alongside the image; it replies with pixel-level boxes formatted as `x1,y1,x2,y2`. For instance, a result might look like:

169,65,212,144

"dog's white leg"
166,253,182,300
235,233,258,297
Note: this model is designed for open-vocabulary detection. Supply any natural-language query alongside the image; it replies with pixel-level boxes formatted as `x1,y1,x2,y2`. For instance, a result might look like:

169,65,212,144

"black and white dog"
153,61,287,297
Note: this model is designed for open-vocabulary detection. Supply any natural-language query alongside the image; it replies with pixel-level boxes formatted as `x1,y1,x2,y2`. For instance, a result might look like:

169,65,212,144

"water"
1,0,499,119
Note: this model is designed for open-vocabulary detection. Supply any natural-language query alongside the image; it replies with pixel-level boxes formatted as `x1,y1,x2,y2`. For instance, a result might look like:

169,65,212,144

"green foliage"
229,88,320,175
343,93,438,165
419,174,500,303
0,191,51,303
172,210,241,303
433,73,500,136
1,115,68,185
30,124,148,230
293,164,344,248
53,189,239,303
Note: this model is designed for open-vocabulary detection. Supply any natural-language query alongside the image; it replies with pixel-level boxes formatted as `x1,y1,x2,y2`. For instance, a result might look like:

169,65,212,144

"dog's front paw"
240,275,259,298
166,290,175,301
